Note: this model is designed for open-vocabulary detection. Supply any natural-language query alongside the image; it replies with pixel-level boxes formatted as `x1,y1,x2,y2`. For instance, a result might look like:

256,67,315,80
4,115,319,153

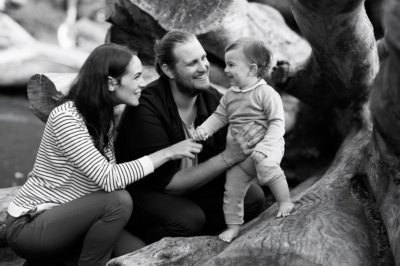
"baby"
193,37,294,242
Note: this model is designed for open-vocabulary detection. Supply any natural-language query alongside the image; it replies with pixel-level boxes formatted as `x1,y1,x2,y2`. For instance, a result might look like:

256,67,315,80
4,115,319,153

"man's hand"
223,122,267,166
250,151,267,164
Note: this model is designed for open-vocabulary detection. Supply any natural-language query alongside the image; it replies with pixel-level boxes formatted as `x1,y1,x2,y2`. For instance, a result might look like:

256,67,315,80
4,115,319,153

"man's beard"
173,69,209,97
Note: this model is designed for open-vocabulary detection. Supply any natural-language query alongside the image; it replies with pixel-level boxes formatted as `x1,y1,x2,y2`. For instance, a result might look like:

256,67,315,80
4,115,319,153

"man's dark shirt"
114,76,228,193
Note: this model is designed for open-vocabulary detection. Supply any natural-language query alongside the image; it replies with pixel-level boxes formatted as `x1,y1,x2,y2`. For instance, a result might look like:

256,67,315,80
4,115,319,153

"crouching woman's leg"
6,190,142,266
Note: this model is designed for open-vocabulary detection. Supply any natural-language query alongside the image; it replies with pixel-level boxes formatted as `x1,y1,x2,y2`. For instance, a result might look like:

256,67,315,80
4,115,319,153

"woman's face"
112,55,146,106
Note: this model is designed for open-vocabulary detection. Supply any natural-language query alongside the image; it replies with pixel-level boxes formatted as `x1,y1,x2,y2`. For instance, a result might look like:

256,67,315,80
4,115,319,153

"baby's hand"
250,151,266,163
193,128,209,142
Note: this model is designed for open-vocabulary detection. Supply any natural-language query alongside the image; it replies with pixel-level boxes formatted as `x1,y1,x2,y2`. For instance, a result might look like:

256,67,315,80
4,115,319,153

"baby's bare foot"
219,226,240,242
276,201,294,217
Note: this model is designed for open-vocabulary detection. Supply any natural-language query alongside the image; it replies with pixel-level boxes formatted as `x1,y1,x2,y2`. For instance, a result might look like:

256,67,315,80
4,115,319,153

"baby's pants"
224,156,286,225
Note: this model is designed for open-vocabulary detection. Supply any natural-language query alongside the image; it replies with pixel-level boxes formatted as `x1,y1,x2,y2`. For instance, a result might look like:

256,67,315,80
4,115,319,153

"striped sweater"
8,101,154,217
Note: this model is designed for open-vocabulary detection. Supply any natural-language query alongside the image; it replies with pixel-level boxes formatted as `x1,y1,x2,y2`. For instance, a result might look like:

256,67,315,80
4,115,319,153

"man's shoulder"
140,77,173,105
143,78,164,96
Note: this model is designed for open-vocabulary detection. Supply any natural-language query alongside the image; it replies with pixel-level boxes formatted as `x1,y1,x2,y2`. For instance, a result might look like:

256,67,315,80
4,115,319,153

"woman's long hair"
64,43,135,158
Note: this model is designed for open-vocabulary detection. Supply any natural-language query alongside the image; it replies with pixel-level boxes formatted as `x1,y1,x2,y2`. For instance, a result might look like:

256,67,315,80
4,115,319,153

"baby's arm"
193,127,210,141
253,86,285,155
193,95,230,142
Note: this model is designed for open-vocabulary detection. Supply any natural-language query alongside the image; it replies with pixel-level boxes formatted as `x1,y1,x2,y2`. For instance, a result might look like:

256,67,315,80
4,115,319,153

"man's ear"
249,64,258,76
108,76,117,92
161,64,175,79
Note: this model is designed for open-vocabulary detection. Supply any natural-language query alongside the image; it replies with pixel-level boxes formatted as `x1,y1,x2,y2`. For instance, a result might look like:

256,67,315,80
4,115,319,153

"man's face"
171,38,210,97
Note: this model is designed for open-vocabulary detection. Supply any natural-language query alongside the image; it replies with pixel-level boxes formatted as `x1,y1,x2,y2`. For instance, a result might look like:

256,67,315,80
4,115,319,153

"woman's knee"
105,190,133,221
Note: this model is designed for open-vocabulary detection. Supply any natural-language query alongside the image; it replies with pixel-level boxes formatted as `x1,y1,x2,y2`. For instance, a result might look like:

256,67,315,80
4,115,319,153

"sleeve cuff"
138,156,154,176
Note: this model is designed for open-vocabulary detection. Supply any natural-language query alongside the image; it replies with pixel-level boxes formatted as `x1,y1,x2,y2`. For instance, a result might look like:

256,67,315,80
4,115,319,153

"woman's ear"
108,76,117,92
249,64,258,76
161,64,175,79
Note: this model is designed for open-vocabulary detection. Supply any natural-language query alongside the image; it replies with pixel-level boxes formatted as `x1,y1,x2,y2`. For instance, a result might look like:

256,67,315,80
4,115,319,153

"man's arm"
165,121,266,195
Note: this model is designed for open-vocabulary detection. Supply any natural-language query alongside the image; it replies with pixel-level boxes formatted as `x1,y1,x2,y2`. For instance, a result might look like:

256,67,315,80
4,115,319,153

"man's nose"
199,60,209,72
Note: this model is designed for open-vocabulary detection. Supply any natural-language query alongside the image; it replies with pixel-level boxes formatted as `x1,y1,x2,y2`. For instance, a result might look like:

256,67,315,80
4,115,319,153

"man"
115,30,266,244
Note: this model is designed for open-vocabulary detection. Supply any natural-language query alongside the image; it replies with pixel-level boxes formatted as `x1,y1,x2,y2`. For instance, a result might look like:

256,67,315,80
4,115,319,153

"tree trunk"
367,0,400,259
108,128,393,266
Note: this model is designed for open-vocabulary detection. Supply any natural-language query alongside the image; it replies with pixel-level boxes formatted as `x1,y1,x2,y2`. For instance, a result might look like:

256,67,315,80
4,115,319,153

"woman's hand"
148,139,202,169
167,139,203,160
223,122,266,166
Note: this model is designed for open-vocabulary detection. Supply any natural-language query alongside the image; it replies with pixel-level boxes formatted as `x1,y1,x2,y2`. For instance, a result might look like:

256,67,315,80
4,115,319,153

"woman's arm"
52,109,200,192
148,139,202,169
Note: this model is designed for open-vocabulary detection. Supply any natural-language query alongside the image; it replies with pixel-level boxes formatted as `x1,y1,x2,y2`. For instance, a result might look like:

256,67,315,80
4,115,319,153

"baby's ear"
249,64,258,76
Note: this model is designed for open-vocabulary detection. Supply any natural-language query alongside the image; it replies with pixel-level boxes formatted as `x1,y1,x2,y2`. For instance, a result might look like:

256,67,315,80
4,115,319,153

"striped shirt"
8,101,154,217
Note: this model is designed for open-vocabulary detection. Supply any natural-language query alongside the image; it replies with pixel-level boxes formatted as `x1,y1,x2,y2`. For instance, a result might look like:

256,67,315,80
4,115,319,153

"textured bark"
108,128,393,265
367,0,400,260
27,73,77,123
272,0,379,109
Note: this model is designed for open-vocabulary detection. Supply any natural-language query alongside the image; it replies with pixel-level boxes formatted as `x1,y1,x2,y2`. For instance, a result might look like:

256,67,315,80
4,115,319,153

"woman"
5,43,202,266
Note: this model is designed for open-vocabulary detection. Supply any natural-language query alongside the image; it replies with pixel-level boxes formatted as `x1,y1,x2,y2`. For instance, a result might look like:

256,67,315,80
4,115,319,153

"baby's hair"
225,37,272,78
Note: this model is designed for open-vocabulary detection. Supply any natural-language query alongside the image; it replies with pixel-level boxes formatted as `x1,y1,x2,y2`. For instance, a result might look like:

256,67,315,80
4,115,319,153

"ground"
0,87,44,188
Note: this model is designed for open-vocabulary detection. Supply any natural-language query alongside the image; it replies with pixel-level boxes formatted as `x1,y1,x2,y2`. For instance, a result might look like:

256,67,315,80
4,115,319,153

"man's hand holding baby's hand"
193,128,209,142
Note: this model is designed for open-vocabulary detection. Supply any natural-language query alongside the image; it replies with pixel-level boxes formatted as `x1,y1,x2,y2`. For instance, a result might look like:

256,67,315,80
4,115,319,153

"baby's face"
224,48,253,89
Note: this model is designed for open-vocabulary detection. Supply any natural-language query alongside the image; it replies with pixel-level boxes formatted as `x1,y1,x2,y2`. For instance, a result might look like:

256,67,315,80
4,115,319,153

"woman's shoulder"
49,101,80,120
